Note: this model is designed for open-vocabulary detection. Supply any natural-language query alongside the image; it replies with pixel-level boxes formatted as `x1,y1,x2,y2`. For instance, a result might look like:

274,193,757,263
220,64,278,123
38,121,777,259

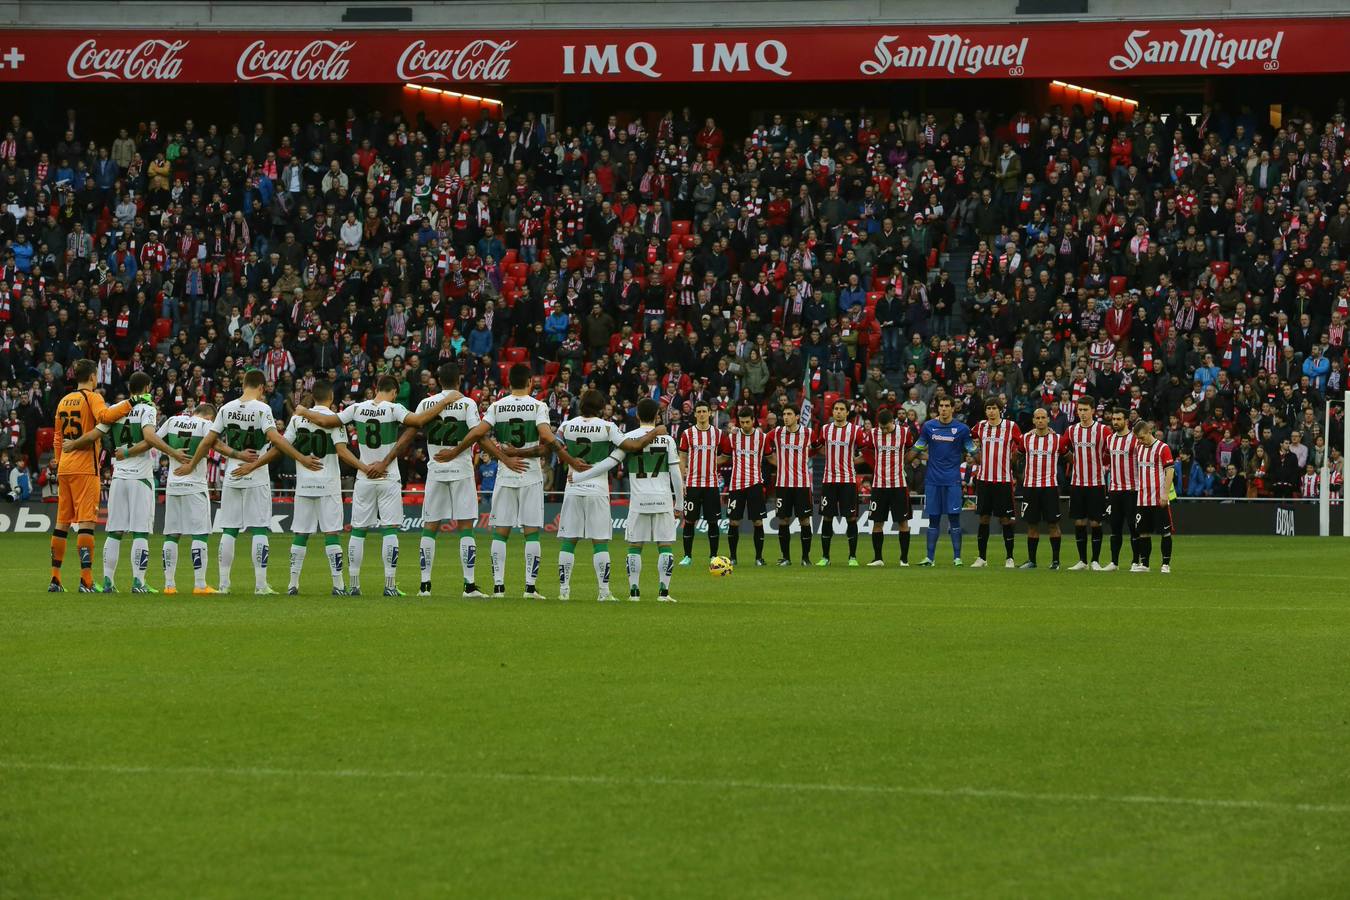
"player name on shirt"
559,417,625,497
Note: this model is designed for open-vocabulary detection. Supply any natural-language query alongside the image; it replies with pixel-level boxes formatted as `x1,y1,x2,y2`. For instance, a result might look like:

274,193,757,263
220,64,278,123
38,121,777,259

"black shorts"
682,487,721,524
1069,485,1107,521
1134,504,1173,536
1019,487,1061,525
820,482,859,519
869,487,911,525
774,486,812,520
728,484,766,522
975,481,1016,519
1106,490,1136,534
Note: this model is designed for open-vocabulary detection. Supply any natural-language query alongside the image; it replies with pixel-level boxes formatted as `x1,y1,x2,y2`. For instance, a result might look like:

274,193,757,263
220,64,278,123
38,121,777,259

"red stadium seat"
1108,275,1127,296
504,346,527,363
36,427,54,455
680,234,695,249
544,361,560,379
671,220,692,235
661,262,678,285
669,248,685,266
502,249,518,267
509,262,528,281
152,317,173,345
1210,261,1231,281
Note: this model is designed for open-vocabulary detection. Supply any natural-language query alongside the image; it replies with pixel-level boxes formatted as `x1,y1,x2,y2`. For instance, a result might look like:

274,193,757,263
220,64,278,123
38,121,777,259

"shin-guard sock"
558,541,576,594
925,516,940,560
778,527,791,561
381,529,399,589
727,527,740,560
1091,525,1103,562
1049,535,1061,564
800,525,813,561
419,527,437,584
102,533,122,582
977,522,990,559
1075,526,1088,563
251,528,270,590
820,518,834,559
524,536,541,588
51,528,67,581
593,544,611,594
657,548,674,594
626,547,643,593
219,529,238,590
1139,536,1152,567
1161,534,1173,565
191,537,208,588
707,525,720,559
459,533,476,587
1002,526,1016,560
682,522,695,558
949,524,963,560
752,524,764,560
491,536,507,588
77,529,96,587
899,529,911,563
871,530,884,560
289,535,308,589
846,521,858,558
162,536,179,589
1110,532,1123,565
1027,536,1039,565
131,533,150,583
347,529,366,590
324,536,344,589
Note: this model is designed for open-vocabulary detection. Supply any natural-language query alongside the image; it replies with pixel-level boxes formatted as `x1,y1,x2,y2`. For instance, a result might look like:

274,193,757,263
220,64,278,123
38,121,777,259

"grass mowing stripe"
4,759,1347,816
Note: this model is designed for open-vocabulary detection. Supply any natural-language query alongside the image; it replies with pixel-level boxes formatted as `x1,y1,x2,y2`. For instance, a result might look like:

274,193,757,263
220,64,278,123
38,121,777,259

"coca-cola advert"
0,20,1332,84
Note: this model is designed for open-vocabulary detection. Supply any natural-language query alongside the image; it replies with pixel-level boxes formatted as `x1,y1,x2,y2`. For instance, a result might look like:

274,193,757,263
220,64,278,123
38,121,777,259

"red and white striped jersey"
727,428,768,491
1065,421,1111,487
1135,439,1174,506
972,418,1022,484
870,425,913,489
1019,430,1067,489
819,421,871,484
678,425,724,488
1301,471,1320,498
768,425,815,490
1106,430,1139,492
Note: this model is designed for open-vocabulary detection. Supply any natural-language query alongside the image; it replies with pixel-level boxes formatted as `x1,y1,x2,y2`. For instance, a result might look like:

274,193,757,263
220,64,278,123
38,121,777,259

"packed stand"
0,99,1346,500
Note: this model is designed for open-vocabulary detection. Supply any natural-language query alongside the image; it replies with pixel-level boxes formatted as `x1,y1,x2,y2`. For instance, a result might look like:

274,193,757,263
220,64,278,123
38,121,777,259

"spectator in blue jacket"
838,274,866,317
1302,345,1330,392
466,317,495,359
544,308,570,349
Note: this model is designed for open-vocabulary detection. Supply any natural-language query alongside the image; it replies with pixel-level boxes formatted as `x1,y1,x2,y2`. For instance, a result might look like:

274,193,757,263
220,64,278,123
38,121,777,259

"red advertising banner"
0,20,1329,84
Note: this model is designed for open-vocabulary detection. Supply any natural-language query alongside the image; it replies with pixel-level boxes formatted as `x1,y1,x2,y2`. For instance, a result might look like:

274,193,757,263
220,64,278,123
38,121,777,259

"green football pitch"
2,532,1348,898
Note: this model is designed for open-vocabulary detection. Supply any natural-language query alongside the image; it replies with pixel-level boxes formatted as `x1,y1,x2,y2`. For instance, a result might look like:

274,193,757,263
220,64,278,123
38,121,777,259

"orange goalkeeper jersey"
54,389,131,476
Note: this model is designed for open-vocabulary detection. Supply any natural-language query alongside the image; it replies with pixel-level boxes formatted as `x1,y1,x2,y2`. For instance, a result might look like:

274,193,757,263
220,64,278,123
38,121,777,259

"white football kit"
340,399,410,529
612,427,681,544
557,416,625,541
105,402,158,533
419,391,480,523
286,407,346,534
483,394,550,529
211,398,276,529
156,414,213,535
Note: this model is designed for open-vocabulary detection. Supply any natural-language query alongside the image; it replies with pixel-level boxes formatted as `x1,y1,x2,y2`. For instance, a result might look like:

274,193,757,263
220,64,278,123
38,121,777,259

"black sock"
708,526,720,558
1003,526,1016,560
1091,525,1103,562
872,531,884,560
778,527,791,560
1130,531,1140,564
1075,526,1088,563
1140,536,1152,566
1028,537,1039,564
753,525,764,560
821,520,833,558
977,522,990,559
846,521,858,558
899,530,911,562
1110,532,1122,565
727,528,740,559
801,526,813,560
1050,536,1061,563
1161,534,1172,565
683,523,695,557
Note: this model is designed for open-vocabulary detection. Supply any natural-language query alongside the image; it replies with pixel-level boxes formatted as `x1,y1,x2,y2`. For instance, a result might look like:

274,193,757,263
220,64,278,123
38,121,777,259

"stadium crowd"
0,98,1346,500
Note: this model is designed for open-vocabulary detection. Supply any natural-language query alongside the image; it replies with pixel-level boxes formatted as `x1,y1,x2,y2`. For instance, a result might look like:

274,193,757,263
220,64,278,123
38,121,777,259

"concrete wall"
2,0,1347,29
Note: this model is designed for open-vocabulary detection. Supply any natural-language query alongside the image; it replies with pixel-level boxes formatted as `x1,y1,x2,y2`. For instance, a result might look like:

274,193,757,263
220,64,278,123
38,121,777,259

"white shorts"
293,493,344,534
489,481,544,529
216,483,273,531
625,510,677,545
422,478,479,523
164,490,211,536
352,479,403,529
559,493,613,541
106,478,156,533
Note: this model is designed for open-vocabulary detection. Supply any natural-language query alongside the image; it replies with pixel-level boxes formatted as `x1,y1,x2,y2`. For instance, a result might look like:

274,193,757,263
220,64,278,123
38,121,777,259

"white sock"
348,534,364,589
252,533,269,589
626,550,642,592
191,539,208,588
382,532,399,589
419,534,435,583
324,541,345,590
131,536,150,583
102,535,121,581
219,533,235,589
524,538,541,588
162,539,179,589
594,550,611,593
289,542,307,590
459,534,476,586
491,538,506,587
557,549,575,592
658,551,674,593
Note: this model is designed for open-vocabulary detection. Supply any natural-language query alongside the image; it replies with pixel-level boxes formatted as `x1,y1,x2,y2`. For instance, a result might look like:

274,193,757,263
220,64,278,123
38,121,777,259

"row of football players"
100,363,688,600
672,394,1176,573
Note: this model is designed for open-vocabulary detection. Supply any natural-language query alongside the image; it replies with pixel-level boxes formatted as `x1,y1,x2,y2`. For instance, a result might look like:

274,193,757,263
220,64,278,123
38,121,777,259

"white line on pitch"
1,760,1345,815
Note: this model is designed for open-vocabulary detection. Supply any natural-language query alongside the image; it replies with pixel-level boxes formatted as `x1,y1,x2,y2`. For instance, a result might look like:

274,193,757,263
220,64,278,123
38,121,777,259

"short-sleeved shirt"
285,405,344,497
915,418,975,487
211,398,277,488
156,415,212,495
420,391,480,483
339,399,410,482
558,416,626,497
109,403,159,480
54,389,130,476
483,394,551,488
612,426,681,514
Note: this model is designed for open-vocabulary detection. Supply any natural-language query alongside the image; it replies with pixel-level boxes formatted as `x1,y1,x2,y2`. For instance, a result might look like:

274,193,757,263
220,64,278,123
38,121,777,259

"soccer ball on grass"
708,556,734,577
